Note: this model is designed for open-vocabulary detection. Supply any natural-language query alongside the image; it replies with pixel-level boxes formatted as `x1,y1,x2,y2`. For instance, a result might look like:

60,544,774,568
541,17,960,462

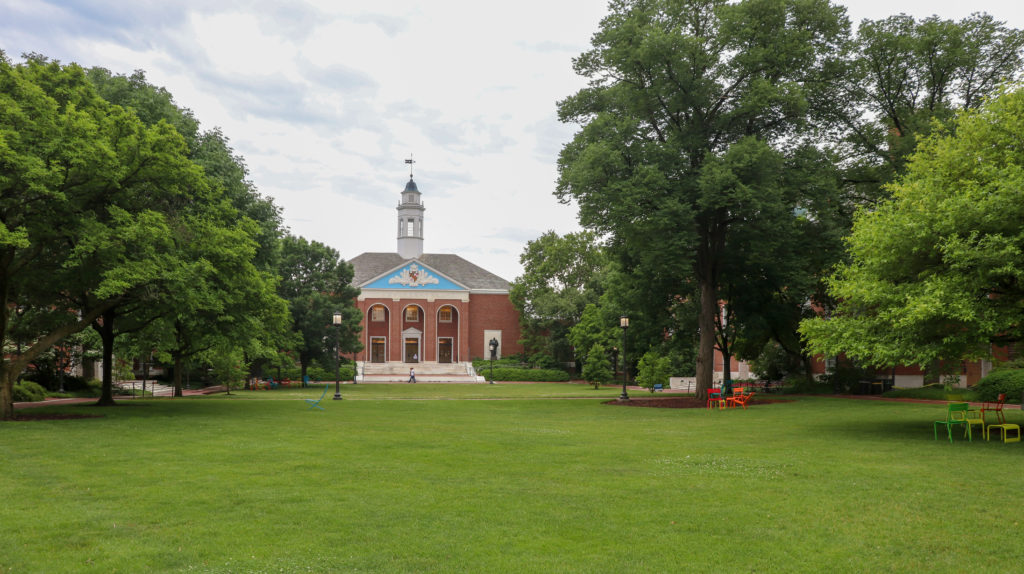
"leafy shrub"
472,357,534,370
13,380,47,402
528,353,561,370
973,369,1024,402
484,368,570,382
581,343,614,389
636,351,672,393
785,374,832,394
274,364,355,382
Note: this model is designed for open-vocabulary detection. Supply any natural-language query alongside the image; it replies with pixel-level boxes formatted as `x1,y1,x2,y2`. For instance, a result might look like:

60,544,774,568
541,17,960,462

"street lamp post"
332,311,343,400
619,316,630,401
488,338,498,384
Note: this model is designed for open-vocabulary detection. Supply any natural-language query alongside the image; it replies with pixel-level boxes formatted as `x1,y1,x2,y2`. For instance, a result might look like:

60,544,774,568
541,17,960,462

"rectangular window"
405,307,419,322
439,307,452,322
371,307,385,322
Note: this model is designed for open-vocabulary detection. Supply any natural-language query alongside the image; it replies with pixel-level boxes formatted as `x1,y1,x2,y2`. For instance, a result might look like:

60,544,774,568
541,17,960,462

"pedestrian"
409,367,416,383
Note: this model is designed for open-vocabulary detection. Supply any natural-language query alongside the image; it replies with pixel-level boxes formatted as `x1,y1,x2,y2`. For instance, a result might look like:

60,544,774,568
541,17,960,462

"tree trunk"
696,277,717,401
0,277,12,419
721,345,732,389
95,308,118,406
0,367,13,420
173,353,184,397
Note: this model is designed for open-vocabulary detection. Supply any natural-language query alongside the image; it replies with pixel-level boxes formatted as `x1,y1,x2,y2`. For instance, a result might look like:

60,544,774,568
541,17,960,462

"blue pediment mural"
364,262,464,290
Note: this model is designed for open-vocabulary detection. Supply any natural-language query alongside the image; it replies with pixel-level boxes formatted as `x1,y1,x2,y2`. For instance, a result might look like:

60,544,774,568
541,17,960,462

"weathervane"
405,154,415,178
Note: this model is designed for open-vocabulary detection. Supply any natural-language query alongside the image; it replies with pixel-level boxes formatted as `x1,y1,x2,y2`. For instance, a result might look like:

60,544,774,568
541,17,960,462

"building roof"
349,252,511,292
403,178,419,193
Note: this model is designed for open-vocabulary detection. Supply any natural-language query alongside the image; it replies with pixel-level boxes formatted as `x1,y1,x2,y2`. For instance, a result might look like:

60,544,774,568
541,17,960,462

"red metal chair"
981,393,1006,425
707,389,726,410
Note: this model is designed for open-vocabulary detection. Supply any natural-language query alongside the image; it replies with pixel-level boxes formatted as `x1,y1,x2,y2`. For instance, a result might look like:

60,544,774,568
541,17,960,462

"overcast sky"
2,1,1022,281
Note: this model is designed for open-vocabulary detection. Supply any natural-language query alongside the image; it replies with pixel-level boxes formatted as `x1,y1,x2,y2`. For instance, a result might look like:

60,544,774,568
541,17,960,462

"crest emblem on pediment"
388,264,440,288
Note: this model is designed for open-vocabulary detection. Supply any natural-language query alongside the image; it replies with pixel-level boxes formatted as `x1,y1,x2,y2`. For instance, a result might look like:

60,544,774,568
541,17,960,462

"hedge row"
973,369,1024,402
477,367,570,382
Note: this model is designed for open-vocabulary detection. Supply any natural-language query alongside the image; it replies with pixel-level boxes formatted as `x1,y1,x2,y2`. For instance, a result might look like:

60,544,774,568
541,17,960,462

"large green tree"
122,213,290,397
84,66,288,398
277,235,362,381
556,0,849,397
510,230,606,362
0,54,206,418
801,85,1024,370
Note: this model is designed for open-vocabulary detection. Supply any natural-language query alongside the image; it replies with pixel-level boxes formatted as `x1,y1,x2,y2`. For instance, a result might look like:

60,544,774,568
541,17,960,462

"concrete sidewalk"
13,388,214,410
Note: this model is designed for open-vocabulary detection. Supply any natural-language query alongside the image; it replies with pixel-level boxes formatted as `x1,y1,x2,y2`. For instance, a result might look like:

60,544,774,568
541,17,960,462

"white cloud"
2,0,1023,282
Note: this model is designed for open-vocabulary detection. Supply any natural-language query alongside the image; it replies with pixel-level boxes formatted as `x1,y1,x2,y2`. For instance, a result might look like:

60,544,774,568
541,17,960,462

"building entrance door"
404,338,420,363
438,338,453,363
371,338,386,363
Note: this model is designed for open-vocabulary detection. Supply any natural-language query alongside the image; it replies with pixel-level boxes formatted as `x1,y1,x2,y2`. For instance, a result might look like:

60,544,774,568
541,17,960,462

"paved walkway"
13,388,211,410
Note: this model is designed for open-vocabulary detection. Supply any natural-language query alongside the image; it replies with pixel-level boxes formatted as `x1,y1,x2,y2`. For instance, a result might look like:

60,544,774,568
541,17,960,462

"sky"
2,0,1023,282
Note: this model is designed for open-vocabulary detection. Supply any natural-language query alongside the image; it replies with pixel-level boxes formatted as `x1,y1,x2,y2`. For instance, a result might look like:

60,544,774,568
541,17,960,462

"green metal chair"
304,384,329,411
934,402,971,443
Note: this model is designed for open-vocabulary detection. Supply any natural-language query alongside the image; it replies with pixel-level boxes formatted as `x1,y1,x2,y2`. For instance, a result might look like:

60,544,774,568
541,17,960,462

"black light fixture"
333,311,343,400
619,316,630,400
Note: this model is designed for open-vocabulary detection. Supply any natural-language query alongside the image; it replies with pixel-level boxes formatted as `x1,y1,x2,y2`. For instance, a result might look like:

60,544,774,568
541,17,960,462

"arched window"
371,305,386,322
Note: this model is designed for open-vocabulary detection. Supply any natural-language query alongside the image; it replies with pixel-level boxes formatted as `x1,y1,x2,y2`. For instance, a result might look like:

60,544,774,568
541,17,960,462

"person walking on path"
408,368,416,383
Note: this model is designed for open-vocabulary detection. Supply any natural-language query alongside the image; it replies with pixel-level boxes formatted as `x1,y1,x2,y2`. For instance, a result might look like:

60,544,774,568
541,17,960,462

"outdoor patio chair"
934,402,971,443
727,391,755,410
305,384,329,411
981,394,1006,425
707,390,725,410
964,406,985,438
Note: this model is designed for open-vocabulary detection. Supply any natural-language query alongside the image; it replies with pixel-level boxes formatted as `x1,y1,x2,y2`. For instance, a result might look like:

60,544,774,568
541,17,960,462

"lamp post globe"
619,315,630,401
332,311,343,400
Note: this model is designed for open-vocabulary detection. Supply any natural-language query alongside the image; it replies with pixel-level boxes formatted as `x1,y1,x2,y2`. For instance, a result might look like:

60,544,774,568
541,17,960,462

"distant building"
347,169,522,370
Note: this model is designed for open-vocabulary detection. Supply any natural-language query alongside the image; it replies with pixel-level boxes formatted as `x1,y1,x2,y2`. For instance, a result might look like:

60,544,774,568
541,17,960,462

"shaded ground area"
10,412,105,421
606,396,792,408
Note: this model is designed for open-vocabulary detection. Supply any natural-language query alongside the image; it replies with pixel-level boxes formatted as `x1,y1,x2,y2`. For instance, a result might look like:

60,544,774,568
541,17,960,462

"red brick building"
347,174,522,370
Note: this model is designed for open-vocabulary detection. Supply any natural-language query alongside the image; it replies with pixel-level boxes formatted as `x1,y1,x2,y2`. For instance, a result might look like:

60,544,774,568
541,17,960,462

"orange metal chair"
707,389,726,410
981,393,1006,425
727,391,755,410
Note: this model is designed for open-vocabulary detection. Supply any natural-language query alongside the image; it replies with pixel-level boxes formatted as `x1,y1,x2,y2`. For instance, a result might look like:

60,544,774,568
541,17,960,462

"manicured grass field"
3,384,1023,573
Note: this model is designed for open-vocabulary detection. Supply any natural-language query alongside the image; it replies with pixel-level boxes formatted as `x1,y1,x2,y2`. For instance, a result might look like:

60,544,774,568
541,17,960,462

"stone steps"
357,361,485,383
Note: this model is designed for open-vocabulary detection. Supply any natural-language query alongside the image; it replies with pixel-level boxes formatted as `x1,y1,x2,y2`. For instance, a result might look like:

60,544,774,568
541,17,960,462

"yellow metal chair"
934,403,971,443
964,407,985,439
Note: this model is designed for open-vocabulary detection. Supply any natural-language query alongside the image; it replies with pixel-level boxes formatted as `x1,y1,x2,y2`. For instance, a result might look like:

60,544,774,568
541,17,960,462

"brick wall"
467,293,523,360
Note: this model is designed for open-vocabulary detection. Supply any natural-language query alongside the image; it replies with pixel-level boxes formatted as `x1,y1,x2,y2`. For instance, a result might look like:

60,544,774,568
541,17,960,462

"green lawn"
3,385,1023,573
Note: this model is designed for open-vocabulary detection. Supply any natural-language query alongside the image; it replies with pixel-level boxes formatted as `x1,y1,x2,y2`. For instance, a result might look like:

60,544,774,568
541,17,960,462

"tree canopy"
0,54,211,418
557,0,850,396
277,234,362,380
801,85,1024,370
0,55,358,417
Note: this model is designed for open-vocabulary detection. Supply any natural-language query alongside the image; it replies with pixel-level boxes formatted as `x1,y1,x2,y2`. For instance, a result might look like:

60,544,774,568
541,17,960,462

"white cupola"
397,174,424,259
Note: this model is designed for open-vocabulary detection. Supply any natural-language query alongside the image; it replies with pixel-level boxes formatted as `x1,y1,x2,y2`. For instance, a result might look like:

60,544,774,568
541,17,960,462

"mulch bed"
605,396,790,408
